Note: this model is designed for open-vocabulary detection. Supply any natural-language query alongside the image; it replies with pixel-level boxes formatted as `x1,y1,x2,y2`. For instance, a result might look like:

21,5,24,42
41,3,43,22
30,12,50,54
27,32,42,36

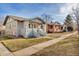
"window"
28,24,33,28
28,24,31,28
41,25,43,29
34,24,36,28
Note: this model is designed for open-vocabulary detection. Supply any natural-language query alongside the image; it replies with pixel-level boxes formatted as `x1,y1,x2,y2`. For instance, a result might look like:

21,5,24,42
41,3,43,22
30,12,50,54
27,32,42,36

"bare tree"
72,4,79,34
41,13,53,23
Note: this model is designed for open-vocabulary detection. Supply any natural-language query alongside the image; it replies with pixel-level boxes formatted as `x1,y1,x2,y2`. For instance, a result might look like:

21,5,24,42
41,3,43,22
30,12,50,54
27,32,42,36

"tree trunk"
77,20,79,35
77,24,79,35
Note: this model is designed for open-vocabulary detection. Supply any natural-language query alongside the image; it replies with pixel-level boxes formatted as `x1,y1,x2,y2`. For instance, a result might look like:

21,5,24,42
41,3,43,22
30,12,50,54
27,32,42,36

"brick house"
46,22,62,33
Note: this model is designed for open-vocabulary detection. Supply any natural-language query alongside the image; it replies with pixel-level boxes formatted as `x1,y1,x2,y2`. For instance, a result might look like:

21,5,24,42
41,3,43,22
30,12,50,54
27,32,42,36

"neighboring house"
46,22,62,33
3,15,46,38
62,21,77,32
62,24,76,32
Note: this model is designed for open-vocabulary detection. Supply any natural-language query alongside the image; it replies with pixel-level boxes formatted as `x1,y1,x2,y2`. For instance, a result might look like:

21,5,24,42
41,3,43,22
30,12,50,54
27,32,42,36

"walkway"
0,42,13,56
13,31,77,56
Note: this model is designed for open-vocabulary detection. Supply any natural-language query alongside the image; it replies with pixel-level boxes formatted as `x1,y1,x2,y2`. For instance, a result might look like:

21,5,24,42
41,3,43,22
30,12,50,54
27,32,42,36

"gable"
3,16,15,25
32,17,45,24
3,16,9,25
3,15,26,25
34,19,43,23
3,16,45,26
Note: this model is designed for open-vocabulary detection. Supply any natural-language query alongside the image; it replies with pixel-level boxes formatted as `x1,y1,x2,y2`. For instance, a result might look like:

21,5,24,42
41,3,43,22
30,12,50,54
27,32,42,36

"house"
0,24,5,35
3,15,46,38
46,22,62,33
62,24,76,32
0,21,5,35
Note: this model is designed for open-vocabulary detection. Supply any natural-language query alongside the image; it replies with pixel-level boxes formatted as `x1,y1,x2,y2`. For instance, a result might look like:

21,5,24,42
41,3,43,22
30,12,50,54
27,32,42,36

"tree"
41,13,53,23
72,4,79,34
64,14,73,27
63,14,76,32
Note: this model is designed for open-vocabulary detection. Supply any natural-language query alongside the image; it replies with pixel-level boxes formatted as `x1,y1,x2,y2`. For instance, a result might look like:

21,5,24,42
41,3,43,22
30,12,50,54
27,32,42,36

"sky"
0,3,77,24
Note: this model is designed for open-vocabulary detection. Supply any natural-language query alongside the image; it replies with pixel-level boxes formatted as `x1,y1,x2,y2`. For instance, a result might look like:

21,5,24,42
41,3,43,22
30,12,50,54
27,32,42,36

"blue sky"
0,3,76,24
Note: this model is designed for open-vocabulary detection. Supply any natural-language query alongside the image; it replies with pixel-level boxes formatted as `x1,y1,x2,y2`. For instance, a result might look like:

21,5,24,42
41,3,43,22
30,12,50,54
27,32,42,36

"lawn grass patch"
32,34,79,56
2,37,52,52
0,35,14,40
47,32,73,38
0,32,73,53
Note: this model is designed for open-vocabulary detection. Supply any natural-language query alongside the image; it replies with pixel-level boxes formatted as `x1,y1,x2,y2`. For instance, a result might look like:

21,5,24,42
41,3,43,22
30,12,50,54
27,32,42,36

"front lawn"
0,35,14,40
2,37,52,52
0,32,72,53
32,34,79,56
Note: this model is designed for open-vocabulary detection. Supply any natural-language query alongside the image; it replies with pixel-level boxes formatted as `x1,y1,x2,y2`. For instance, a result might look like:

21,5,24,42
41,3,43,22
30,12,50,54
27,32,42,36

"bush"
28,29,40,38
37,29,47,36
27,29,47,38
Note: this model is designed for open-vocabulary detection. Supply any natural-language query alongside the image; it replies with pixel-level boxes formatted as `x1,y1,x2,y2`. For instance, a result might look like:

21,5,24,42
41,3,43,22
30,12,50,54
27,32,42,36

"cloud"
59,3,77,15
57,3,78,23
0,3,78,24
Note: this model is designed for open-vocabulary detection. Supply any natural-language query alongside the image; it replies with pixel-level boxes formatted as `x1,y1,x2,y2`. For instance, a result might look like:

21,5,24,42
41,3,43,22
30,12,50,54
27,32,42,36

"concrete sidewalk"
13,31,77,56
0,42,13,56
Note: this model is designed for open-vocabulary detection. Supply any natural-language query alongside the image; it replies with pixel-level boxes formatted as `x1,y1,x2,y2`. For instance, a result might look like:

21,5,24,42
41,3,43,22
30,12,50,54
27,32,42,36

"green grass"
0,35,14,40
2,37,52,52
32,34,79,56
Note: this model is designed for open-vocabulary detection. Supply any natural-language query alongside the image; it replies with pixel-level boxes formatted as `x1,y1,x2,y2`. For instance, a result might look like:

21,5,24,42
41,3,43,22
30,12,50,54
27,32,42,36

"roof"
3,15,45,25
54,22,61,25
32,17,45,24
3,15,28,25
47,21,61,25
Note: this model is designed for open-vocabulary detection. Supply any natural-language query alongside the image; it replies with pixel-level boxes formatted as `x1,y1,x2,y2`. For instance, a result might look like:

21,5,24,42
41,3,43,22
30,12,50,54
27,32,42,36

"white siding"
23,21,30,38
5,17,46,38
5,17,17,36
16,21,24,37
